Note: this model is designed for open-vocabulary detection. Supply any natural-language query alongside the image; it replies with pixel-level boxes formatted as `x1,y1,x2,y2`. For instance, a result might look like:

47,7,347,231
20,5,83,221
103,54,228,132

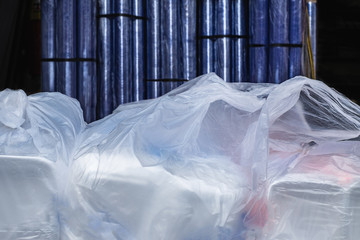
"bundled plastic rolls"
2,73,360,239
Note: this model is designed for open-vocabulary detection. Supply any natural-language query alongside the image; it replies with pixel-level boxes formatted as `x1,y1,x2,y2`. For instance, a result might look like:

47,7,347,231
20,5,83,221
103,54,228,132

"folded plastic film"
2,74,359,239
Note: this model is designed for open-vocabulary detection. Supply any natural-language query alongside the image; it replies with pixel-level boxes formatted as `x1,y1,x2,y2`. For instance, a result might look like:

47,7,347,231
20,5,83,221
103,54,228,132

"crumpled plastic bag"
1,73,360,240
0,89,85,240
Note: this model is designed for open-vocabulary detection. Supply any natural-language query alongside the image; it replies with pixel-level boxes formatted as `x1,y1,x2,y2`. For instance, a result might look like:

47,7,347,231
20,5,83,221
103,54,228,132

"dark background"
0,0,359,102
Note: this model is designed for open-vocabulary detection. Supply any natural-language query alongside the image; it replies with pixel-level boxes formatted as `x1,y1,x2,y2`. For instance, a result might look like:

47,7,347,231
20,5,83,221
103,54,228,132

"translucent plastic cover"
1,74,359,239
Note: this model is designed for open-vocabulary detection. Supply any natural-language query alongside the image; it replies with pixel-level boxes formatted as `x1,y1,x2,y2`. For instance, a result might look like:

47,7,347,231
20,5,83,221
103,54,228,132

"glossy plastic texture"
0,89,85,240
2,74,358,239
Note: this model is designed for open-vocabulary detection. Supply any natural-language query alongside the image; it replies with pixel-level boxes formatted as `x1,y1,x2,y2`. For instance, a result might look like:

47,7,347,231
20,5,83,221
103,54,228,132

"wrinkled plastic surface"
0,89,85,240
1,74,360,239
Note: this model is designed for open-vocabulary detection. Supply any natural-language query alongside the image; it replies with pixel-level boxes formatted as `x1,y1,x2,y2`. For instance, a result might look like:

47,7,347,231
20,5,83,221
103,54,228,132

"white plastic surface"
1,74,360,239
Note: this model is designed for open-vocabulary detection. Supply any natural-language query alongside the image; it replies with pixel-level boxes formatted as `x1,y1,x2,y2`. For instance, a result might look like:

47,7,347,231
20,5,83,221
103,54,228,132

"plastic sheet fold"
8,72,349,240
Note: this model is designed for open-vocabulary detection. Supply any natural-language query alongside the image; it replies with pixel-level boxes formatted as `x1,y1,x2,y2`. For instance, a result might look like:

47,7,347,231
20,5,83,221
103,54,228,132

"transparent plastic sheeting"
1,74,360,240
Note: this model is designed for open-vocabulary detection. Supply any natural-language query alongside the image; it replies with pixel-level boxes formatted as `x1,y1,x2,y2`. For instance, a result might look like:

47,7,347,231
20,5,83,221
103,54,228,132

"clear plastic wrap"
0,89,85,240
1,74,360,239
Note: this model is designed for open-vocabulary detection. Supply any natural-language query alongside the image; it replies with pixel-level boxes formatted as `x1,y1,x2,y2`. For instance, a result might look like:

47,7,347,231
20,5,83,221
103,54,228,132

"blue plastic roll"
78,62,96,122
77,0,97,122
57,62,77,98
289,0,302,78
160,0,180,94
269,0,289,44
56,0,76,97
249,47,267,83
132,0,145,102
180,0,197,81
41,0,56,92
269,0,289,83
249,0,268,83
215,0,231,82
233,39,247,82
308,1,317,73
200,0,214,74
214,38,231,82
115,0,131,105
289,0,302,44
269,47,289,83
98,0,113,118
233,0,247,82
146,0,161,99
289,47,302,77
249,0,268,45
